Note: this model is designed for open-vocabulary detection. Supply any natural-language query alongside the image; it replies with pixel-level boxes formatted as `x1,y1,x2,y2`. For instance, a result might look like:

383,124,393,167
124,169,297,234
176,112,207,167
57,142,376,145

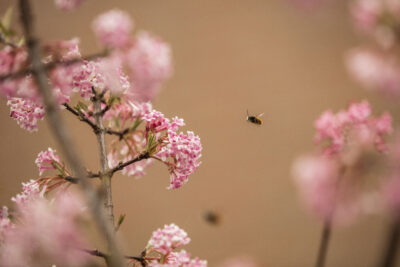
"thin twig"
315,222,331,267
109,151,150,176
378,221,400,267
63,102,130,139
0,49,108,82
83,249,146,266
18,0,124,266
63,103,100,133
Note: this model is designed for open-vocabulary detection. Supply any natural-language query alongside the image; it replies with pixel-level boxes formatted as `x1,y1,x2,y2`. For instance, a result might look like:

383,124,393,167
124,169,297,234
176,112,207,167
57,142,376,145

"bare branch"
18,0,124,266
109,151,150,176
83,249,146,266
63,102,130,139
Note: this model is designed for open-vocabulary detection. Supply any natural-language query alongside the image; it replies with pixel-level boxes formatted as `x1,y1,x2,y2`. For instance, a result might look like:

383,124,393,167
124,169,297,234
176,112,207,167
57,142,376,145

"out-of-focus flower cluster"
0,180,91,267
293,100,392,224
346,0,400,96
54,0,86,11
146,224,207,267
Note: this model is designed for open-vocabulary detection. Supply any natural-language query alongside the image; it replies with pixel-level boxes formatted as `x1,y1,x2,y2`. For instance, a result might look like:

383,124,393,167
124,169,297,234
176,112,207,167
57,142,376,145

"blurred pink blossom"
54,0,86,11
92,9,134,49
346,48,400,96
0,192,91,267
314,100,392,154
126,31,173,102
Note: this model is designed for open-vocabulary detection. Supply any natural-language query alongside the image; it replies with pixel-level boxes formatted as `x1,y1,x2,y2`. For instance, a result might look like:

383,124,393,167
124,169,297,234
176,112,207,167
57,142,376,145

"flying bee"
203,211,221,225
246,110,263,125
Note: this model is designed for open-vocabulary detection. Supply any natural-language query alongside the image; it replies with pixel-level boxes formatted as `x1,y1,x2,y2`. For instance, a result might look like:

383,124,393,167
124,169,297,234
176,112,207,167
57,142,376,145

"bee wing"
257,113,264,117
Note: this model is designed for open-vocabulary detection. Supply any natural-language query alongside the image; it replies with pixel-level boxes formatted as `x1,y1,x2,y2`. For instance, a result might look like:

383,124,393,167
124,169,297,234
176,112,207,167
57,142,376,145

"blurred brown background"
0,0,397,266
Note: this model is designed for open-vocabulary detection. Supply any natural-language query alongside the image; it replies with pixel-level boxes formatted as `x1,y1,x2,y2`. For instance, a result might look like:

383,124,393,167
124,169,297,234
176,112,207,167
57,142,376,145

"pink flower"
54,0,86,11
126,31,172,101
158,130,202,189
73,58,130,98
35,148,62,176
92,9,134,49
7,97,45,132
346,48,400,96
314,100,392,154
0,192,92,267
11,179,42,206
350,0,382,34
148,224,191,255
142,110,178,133
292,155,340,222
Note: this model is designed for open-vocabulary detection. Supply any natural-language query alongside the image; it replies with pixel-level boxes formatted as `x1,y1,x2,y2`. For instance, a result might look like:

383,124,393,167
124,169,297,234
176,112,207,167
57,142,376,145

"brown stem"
93,92,115,230
83,249,146,266
109,151,150,176
315,222,331,267
63,103,130,139
17,0,124,266
0,49,108,82
63,103,99,133
378,221,400,267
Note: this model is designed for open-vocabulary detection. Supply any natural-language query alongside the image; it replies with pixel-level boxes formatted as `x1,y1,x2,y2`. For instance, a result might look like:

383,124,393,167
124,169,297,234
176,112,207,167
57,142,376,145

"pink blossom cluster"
346,48,400,96
90,10,172,101
73,58,130,98
142,110,202,189
126,32,173,102
35,148,62,176
314,100,392,154
294,100,392,223
54,0,86,11
143,110,185,134
92,9,134,49
158,130,202,189
7,97,45,132
106,101,154,177
147,224,206,266
350,0,400,47
1,39,89,131
10,179,42,206
148,224,191,255
0,192,91,267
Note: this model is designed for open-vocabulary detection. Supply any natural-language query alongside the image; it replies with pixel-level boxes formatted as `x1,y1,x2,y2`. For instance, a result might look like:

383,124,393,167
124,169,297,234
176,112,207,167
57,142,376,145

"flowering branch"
0,49,108,82
17,0,124,266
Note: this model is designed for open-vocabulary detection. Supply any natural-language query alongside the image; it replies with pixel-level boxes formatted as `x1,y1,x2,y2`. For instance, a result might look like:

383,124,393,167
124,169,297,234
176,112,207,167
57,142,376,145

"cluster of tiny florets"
7,97,45,132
